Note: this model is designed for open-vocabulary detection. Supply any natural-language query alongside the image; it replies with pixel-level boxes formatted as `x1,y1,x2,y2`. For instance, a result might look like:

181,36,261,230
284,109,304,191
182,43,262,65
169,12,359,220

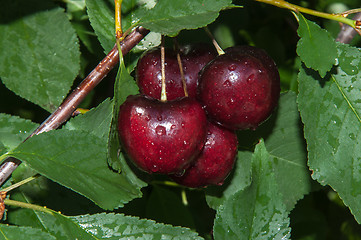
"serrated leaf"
0,0,80,112
206,93,312,211
5,203,98,240
86,0,160,53
65,98,113,143
107,52,141,173
137,0,232,36
297,43,361,223
0,224,56,240
86,0,115,52
72,213,203,239
7,129,143,210
0,114,38,151
296,14,337,77
213,141,291,240
260,92,312,211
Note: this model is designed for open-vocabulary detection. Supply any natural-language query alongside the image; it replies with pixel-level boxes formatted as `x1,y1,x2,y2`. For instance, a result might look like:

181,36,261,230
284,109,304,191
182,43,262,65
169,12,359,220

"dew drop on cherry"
155,126,166,136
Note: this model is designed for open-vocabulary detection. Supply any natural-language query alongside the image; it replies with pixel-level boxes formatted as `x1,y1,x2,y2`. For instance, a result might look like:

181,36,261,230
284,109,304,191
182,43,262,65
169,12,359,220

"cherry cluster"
117,43,280,188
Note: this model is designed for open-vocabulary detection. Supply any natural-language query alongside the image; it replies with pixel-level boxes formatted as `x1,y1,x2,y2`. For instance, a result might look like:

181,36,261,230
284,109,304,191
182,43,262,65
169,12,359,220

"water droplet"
145,115,151,121
151,164,158,172
155,126,166,136
183,140,188,145
349,133,356,140
171,125,176,129
181,122,185,128
216,180,224,186
227,98,235,106
157,116,163,121
247,74,255,82
228,64,236,71
223,80,232,87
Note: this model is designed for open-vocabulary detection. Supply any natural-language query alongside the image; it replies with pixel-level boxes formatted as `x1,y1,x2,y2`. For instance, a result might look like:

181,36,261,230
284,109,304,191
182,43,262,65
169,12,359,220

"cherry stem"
204,27,225,55
0,26,149,187
173,38,188,97
1,174,40,193
181,189,189,206
4,199,54,215
160,35,167,102
115,0,123,40
254,0,358,28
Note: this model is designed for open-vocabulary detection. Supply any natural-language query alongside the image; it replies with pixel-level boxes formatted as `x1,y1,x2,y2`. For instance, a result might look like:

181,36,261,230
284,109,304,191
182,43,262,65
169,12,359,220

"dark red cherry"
117,95,208,174
136,44,217,100
171,122,238,188
197,45,280,130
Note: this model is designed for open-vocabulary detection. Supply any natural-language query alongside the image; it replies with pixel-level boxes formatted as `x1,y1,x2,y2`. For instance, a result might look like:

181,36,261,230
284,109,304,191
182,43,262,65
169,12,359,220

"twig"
0,26,149,186
336,12,361,44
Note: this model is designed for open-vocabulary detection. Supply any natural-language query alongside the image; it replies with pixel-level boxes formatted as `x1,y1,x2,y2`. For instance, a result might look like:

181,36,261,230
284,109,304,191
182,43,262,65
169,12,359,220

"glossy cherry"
171,122,238,188
197,45,280,130
117,95,208,174
136,44,217,100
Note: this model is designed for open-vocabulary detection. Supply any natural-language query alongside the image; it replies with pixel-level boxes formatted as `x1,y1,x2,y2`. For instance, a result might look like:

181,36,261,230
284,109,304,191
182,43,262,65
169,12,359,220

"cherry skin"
136,44,217,100
197,45,280,130
171,122,238,188
117,94,208,174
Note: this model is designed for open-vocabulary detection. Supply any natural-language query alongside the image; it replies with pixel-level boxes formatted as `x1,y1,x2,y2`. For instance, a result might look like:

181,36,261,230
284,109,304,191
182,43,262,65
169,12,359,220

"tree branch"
0,26,149,186
336,12,361,44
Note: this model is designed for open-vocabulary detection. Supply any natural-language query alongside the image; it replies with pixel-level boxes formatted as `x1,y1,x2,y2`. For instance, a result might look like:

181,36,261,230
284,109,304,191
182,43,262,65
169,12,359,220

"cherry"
197,45,280,130
117,94,208,174
136,44,217,100
171,122,238,188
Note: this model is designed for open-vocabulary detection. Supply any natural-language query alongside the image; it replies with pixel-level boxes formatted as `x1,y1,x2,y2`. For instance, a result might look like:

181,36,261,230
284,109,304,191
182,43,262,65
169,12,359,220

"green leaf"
297,43,361,223
86,0,115,52
213,141,291,240
86,0,160,53
0,114,38,151
206,93,312,211
205,151,252,210
6,204,98,240
107,53,140,172
0,0,80,112
7,129,143,210
137,0,232,36
65,98,113,143
71,213,203,239
259,92,312,211
0,225,56,240
296,14,337,77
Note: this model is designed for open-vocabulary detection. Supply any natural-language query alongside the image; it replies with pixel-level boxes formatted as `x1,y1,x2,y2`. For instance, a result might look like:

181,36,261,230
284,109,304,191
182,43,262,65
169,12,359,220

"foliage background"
1,0,361,239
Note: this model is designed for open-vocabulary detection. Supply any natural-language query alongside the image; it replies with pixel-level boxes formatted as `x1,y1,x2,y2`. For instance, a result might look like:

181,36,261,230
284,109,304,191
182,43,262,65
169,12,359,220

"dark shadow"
302,63,337,88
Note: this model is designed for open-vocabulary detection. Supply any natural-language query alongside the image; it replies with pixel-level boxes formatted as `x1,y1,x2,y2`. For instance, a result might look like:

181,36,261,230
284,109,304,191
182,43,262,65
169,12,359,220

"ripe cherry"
171,122,238,188
117,95,207,174
136,44,217,100
197,45,280,130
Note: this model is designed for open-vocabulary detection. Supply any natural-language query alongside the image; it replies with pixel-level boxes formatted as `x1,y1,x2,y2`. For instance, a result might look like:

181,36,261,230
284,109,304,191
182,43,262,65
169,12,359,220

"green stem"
1,174,40,193
0,153,9,163
4,199,54,215
254,0,357,28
